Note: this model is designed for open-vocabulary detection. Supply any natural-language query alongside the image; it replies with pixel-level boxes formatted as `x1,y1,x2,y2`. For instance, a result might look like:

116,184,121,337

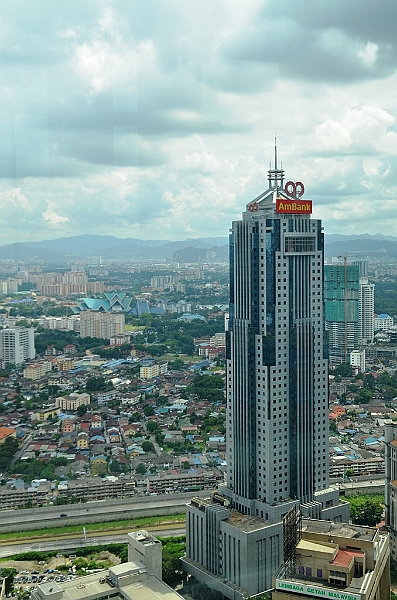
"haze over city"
1,0,396,244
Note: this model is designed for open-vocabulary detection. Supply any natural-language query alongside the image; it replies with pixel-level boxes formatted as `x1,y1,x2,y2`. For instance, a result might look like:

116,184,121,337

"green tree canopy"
349,497,383,526
135,463,146,475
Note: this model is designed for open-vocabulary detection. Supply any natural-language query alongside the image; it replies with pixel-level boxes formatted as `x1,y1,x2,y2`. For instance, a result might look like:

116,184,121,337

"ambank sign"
276,199,312,214
275,579,360,600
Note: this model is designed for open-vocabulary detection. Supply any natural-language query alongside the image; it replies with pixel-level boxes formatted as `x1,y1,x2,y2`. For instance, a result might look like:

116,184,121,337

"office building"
324,264,359,363
273,519,389,600
182,158,349,599
359,277,375,343
0,327,35,364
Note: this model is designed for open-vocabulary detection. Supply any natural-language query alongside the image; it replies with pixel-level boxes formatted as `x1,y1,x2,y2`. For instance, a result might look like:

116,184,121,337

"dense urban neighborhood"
0,250,396,515
0,244,397,600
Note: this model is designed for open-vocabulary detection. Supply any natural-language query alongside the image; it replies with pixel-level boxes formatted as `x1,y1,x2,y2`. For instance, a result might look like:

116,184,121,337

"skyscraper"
324,263,360,363
359,276,375,345
182,158,350,599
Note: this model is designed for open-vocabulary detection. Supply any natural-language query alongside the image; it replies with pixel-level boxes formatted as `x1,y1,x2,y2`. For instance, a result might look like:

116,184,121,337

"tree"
168,358,185,371
158,536,186,586
359,388,373,404
349,498,383,526
329,421,338,435
0,568,17,594
146,420,159,433
110,460,121,473
142,441,155,453
143,405,155,417
0,437,19,471
130,411,142,422
77,404,88,416
86,376,111,392
135,463,147,475
155,432,164,446
333,362,352,377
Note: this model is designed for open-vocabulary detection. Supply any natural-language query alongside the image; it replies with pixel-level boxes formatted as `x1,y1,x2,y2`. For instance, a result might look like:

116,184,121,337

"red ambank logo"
276,199,312,214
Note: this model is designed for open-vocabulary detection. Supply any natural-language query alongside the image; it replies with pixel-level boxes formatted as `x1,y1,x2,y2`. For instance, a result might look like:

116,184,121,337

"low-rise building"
329,456,385,478
272,518,389,600
56,356,75,371
375,313,393,331
55,392,90,411
0,426,16,443
146,470,221,494
23,361,52,380
31,406,61,422
140,362,168,380
0,480,51,509
32,530,182,600
56,477,135,502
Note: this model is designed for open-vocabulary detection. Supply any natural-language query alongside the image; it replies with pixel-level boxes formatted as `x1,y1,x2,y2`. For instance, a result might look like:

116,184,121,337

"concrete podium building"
182,157,350,599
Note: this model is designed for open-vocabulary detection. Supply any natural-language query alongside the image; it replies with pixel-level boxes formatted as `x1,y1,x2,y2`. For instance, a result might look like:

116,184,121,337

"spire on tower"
267,134,284,189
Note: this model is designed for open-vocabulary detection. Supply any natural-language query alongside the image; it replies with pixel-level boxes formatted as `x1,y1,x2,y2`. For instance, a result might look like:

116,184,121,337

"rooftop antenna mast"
267,133,285,189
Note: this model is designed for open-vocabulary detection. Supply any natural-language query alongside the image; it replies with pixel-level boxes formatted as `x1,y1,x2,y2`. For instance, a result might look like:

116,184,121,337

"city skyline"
0,1,397,244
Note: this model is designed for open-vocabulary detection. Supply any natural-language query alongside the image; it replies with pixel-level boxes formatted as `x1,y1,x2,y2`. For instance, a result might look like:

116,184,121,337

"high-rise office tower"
324,264,360,363
182,158,350,600
359,276,375,345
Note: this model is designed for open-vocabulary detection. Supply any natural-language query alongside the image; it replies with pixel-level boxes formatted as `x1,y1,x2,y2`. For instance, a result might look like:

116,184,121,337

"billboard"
276,199,312,214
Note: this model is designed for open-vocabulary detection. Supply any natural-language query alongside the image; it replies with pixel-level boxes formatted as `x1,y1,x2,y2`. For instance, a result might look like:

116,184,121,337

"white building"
210,332,226,347
374,313,393,331
350,349,365,373
359,276,375,343
0,327,35,364
38,316,80,331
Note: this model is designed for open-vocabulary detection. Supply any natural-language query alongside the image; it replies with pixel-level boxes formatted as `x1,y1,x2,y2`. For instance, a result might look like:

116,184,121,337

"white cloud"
42,201,69,226
0,0,395,242
358,42,378,66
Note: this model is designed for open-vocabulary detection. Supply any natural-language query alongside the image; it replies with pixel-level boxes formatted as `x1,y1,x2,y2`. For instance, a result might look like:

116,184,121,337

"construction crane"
338,254,349,362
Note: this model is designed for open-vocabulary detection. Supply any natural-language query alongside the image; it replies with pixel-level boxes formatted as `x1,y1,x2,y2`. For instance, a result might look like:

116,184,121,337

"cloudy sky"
1,0,397,244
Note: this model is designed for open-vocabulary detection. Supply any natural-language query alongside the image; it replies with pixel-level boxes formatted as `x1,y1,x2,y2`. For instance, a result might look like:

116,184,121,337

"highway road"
0,493,204,528
0,525,186,558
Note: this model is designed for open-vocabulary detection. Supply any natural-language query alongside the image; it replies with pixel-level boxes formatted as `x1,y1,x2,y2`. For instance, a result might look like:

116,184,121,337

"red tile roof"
330,549,363,568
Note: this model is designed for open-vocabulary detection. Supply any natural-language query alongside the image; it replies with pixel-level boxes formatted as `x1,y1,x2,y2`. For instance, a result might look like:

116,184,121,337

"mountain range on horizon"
0,232,397,262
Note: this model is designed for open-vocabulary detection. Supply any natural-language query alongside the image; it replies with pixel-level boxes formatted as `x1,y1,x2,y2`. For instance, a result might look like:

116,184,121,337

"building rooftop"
297,539,336,558
302,518,377,541
330,548,364,568
226,511,269,533
34,565,182,600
